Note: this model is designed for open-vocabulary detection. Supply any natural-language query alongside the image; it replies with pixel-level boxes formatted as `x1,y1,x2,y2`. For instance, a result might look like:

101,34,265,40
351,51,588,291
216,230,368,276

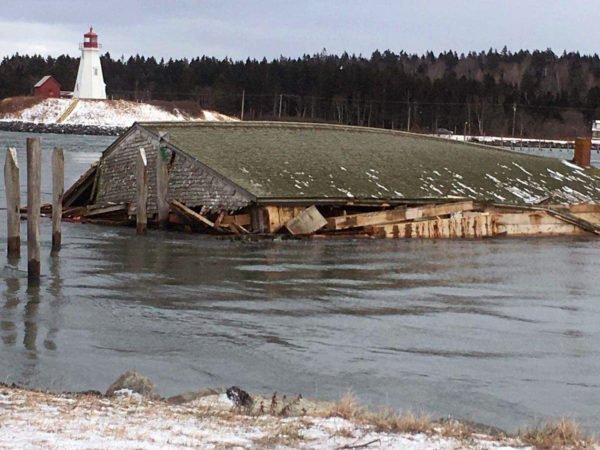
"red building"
33,76,61,98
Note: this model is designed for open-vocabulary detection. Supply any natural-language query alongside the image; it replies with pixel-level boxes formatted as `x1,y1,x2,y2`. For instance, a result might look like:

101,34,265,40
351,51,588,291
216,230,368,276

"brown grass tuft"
521,418,597,449
371,408,432,434
326,392,365,421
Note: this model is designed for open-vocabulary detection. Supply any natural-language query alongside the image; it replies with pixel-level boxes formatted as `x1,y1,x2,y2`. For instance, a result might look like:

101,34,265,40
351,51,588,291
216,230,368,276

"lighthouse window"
94,68,98,76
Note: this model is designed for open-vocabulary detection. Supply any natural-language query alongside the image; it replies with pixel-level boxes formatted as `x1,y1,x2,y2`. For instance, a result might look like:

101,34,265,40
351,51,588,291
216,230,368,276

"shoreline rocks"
0,120,125,136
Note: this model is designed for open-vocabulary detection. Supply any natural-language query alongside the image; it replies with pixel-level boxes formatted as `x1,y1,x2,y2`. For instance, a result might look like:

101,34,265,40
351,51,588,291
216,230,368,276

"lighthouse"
73,27,106,99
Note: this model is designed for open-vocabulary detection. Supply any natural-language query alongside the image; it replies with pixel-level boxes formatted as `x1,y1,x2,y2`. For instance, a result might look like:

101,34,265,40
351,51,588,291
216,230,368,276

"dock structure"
62,121,600,239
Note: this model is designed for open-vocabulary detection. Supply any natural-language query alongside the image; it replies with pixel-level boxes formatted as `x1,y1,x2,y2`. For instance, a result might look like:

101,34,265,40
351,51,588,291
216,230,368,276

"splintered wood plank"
326,207,407,230
404,201,475,220
285,205,327,235
84,204,128,217
63,161,98,207
326,201,475,231
171,200,215,228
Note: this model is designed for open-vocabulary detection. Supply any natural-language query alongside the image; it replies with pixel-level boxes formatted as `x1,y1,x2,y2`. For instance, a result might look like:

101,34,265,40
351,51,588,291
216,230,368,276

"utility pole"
407,103,412,132
278,94,283,119
512,103,517,138
240,90,245,121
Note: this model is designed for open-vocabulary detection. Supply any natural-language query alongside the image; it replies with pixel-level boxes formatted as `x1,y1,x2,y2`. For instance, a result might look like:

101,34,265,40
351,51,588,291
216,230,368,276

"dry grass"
252,422,305,447
0,96,43,115
520,418,597,449
436,418,476,441
371,408,432,434
325,392,366,421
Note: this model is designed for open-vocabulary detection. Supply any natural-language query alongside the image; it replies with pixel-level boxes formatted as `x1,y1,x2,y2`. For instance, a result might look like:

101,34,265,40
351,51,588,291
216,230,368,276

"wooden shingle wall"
94,129,252,214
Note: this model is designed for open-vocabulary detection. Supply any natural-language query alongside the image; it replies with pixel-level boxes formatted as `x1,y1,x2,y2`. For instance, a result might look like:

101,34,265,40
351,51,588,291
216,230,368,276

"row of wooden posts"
4,140,158,285
4,138,64,285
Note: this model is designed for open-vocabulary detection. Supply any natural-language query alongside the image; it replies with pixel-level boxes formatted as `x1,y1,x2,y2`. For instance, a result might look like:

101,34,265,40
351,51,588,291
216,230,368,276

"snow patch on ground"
0,387,532,450
0,98,236,127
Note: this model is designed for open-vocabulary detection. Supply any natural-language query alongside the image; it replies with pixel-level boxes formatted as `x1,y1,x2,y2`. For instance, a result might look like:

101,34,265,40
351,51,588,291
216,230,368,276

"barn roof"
136,121,600,204
33,75,58,88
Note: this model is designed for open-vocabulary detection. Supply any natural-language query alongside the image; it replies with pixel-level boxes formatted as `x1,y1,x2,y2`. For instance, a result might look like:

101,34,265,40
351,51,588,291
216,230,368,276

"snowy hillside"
0,98,234,127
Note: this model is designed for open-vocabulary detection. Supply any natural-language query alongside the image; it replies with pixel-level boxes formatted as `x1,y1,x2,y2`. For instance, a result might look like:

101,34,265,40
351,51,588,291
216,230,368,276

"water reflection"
23,285,40,353
2,275,20,346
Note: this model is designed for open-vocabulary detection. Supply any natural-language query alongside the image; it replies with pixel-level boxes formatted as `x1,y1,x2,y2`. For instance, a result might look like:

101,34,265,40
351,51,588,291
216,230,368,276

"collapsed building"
63,121,600,238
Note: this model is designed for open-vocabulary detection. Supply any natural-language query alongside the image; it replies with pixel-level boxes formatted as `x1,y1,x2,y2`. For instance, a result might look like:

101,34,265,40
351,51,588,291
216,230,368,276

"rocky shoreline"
0,371,595,449
0,120,125,136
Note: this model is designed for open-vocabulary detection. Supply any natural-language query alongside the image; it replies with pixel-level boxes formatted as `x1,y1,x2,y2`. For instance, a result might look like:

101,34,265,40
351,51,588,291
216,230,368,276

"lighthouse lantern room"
73,27,107,99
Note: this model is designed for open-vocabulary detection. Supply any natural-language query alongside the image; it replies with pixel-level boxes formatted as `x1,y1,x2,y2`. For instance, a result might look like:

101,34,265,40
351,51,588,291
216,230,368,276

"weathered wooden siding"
94,129,252,214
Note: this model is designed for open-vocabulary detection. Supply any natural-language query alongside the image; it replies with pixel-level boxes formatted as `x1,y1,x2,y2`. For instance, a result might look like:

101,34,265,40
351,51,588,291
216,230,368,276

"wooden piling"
51,147,64,255
27,138,41,284
156,146,169,230
136,148,148,234
4,147,20,258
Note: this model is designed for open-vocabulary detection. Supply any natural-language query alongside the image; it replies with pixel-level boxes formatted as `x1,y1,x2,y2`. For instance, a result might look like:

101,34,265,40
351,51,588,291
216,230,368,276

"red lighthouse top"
82,27,100,49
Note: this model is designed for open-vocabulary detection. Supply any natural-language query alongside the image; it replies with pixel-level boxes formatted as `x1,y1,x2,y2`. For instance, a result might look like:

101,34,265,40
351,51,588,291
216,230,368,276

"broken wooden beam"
63,161,98,208
170,200,216,229
84,204,128,217
405,201,475,220
326,201,476,231
326,206,408,230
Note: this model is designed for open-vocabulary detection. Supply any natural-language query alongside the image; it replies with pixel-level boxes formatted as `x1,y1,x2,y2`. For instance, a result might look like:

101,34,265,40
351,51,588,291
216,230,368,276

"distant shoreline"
0,120,125,136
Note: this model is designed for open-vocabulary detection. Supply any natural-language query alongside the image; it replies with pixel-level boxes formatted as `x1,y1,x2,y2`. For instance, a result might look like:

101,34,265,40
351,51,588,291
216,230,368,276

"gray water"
0,131,599,433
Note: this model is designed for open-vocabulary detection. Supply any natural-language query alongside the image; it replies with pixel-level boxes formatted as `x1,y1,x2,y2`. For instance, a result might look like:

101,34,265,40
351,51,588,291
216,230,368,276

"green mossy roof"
140,121,600,204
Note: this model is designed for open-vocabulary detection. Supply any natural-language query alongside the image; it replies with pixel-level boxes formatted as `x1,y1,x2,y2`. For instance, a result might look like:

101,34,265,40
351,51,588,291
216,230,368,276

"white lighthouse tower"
73,27,106,99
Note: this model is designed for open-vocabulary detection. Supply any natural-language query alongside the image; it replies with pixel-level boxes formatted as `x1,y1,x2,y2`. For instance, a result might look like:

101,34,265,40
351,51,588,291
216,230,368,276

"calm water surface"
0,131,599,433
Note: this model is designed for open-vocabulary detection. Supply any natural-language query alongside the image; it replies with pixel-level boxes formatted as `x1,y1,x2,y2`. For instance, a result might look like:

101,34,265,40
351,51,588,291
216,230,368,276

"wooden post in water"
156,145,169,230
136,148,148,234
4,147,20,258
27,138,41,284
51,147,64,255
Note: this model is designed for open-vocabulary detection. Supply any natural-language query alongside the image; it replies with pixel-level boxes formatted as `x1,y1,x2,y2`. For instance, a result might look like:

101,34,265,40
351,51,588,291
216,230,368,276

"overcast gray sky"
1,0,599,60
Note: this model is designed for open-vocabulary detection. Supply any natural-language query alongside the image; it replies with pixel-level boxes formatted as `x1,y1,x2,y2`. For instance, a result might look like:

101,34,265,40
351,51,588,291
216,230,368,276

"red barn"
33,76,61,98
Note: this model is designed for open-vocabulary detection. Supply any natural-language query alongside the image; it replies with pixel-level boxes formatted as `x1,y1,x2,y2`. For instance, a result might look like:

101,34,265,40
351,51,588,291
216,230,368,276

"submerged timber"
63,121,600,239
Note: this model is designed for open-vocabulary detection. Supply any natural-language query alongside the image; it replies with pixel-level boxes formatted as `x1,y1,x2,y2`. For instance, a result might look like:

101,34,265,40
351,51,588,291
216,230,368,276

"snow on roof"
33,75,56,88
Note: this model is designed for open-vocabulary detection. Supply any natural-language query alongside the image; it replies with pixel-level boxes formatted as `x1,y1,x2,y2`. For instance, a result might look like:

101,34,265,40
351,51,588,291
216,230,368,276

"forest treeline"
2,48,600,138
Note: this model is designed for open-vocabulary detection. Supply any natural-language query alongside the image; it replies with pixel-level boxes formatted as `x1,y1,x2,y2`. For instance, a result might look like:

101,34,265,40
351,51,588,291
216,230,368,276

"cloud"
0,21,81,57
1,0,600,60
